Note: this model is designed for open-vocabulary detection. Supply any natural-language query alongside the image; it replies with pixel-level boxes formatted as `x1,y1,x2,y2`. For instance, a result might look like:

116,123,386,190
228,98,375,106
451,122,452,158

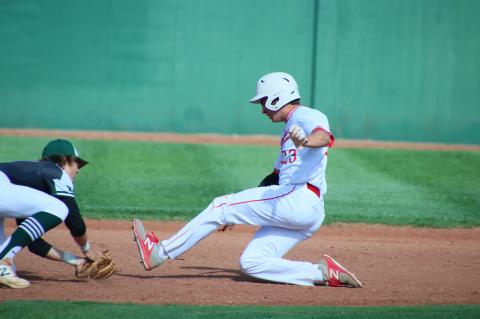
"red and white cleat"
132,219,166,271
318,254,364,288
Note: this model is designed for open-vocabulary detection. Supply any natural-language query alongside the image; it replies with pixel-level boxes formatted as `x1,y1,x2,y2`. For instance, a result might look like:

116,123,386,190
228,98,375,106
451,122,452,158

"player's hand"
289,124,307,148
59,251,89,275
82,246,103,262
64,255,87,266
72,258,88,274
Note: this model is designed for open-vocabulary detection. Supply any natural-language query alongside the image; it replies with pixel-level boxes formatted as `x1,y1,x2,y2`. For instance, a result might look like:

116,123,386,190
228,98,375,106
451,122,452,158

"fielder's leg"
0,177,68,288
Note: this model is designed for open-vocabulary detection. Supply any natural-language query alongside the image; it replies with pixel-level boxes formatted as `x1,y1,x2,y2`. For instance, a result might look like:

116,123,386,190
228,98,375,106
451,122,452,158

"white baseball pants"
0,171,68,244
162,183,325,286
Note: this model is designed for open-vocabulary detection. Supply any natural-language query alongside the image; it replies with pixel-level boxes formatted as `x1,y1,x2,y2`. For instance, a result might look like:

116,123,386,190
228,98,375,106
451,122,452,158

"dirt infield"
1,219,479,306
1,128,479,151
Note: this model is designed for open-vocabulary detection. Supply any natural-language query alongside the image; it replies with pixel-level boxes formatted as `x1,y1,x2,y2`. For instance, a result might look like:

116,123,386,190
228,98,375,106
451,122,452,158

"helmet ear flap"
265,96,281,111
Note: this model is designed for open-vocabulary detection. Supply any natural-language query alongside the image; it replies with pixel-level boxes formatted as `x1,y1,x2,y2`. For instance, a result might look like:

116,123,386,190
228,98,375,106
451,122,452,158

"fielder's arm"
44,245,86,269
59,196,98,258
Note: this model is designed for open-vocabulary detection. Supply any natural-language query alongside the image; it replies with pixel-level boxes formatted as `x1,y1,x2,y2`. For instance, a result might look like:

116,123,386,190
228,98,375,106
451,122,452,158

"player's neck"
280,104,299,122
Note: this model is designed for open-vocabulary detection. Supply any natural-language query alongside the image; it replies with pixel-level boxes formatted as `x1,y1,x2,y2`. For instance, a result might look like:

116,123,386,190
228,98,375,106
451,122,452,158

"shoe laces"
147,232,159,244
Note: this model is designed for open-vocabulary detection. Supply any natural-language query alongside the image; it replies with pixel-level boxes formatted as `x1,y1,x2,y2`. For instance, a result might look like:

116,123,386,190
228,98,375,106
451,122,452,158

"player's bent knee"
239,253,263,274
42,199,68,221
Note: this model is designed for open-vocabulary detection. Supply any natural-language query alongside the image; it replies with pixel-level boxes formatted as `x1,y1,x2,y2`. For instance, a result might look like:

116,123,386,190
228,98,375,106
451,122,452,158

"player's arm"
304,128,334,148
59,196,96,258
47,177,91,254
38,242,86,269
290,125,334,149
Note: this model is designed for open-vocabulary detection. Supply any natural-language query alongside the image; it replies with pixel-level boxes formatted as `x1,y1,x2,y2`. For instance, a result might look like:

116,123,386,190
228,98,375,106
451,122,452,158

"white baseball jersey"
275,105,333,195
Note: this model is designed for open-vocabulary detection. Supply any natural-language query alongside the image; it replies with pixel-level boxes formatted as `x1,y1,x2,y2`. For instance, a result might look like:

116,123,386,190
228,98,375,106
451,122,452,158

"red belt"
306,183,320,197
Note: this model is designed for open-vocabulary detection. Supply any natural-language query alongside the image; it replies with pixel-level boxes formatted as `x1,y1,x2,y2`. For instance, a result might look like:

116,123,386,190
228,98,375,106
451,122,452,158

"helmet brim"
249,94,267,103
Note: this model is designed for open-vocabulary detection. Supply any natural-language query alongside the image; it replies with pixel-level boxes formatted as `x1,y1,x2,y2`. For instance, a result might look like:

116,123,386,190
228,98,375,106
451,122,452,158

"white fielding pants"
0,171,68,244
162,183,325,286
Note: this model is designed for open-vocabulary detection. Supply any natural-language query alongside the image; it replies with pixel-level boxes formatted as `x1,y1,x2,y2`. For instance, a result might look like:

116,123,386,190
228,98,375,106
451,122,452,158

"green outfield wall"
0,0,479,144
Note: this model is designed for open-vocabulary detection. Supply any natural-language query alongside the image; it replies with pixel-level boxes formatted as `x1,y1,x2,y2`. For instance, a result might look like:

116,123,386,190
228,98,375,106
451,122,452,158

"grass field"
1,135,479,318
1,301,480,319
0,136,478,227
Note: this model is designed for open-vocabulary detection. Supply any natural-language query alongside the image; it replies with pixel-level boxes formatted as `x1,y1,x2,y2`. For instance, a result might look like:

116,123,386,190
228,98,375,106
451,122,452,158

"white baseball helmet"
250,72,301,111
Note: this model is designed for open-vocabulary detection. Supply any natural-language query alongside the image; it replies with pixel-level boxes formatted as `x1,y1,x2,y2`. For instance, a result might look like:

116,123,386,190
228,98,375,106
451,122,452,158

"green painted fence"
0,0,478,144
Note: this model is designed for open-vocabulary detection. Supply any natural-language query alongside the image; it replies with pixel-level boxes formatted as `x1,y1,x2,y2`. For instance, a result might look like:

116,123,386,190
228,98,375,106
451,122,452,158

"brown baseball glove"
75,246,117,280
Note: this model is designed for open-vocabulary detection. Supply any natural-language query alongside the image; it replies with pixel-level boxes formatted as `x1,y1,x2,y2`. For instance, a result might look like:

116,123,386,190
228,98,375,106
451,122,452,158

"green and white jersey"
1,159,87,258
50,168,75,197
0,160,75,198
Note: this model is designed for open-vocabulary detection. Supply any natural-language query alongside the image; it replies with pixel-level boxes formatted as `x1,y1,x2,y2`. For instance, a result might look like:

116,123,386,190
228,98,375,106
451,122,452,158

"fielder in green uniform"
0,139,97,288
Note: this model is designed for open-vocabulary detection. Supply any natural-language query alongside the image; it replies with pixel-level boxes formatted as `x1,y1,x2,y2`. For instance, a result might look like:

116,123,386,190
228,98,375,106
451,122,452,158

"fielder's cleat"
132,218,166,271
318,255,364,288
0,263,31,289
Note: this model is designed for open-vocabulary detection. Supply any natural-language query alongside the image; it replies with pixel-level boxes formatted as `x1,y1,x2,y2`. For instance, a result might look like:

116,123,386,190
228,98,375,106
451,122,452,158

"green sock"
0,211,62,260
0,228,30,260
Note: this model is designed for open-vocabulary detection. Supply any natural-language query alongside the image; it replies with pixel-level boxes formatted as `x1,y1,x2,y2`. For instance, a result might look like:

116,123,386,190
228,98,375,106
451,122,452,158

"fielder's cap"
42,139,88,168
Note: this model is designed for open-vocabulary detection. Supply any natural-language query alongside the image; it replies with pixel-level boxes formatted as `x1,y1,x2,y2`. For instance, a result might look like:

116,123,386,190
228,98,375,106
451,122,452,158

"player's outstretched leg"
0,258,30,288
317,254,363,288
132,219,167,271
0,212,64,261
0,210,65,289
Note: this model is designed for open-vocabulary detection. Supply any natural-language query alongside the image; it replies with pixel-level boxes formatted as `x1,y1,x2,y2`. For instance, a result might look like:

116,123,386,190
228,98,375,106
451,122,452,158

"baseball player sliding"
133,72,363,287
